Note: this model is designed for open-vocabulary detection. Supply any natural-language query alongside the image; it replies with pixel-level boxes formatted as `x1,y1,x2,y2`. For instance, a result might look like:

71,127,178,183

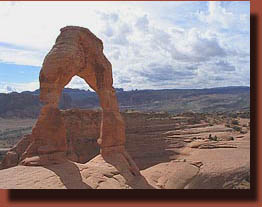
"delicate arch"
21,26,141,181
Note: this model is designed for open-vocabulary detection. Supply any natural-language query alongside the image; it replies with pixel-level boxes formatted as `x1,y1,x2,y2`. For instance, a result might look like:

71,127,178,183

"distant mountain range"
0,86,250,118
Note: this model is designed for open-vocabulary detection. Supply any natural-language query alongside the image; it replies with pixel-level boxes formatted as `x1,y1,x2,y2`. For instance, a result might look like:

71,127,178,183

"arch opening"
59,76,99,110
19,26,141,180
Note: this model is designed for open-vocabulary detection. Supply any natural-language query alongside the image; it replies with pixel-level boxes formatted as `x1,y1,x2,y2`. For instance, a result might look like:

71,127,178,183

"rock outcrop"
0,110,183,169
1,134,31,169
18,26,140,181
0,152,249,189
0,111,250,189
1,110,250,170
20,106,68,166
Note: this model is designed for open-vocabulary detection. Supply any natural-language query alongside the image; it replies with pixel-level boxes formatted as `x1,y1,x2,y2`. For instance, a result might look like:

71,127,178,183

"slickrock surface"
0,135,249,189
1,111,250,189
0,156,203,189
0,115,250,189
181,134,250,189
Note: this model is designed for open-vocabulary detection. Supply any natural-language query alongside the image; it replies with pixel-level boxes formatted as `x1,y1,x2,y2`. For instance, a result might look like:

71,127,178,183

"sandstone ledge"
0,153,249,189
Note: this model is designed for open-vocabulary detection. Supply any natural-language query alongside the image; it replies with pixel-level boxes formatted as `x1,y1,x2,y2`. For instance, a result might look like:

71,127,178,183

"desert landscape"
0,95,250,189
0,1,250,190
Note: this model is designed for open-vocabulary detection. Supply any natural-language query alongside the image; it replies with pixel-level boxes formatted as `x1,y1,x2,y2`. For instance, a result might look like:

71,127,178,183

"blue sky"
0,1,250,93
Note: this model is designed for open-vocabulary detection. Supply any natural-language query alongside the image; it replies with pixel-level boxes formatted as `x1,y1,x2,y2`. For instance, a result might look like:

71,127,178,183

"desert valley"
0,2,250,190
0,86,250,189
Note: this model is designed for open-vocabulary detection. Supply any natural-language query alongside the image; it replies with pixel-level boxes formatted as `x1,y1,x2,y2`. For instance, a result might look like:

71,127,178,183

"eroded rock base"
0,154,249,189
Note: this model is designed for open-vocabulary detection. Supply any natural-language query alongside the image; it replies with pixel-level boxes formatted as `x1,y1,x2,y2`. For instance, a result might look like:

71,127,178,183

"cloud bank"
0,1,250,92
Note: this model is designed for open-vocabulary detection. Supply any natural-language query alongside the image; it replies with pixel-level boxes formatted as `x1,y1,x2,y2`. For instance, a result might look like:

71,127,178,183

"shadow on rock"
44,161,91,189
99,149,155,189
127,175,155,189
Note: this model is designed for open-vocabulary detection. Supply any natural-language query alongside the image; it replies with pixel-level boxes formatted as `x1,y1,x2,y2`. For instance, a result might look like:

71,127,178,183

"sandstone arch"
20,26,141,180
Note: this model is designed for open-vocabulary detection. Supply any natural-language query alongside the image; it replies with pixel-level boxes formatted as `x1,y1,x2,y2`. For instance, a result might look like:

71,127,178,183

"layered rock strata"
18,26,140,180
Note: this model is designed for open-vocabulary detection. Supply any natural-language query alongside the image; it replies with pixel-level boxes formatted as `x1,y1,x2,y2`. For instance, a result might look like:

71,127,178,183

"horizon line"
1,85,250,94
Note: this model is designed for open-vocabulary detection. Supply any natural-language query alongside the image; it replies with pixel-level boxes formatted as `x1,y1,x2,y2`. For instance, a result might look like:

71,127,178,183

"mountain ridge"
0,86,250,118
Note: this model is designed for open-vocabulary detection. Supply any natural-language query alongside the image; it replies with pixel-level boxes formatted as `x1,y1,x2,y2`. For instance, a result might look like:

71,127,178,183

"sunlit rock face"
15,26,140,179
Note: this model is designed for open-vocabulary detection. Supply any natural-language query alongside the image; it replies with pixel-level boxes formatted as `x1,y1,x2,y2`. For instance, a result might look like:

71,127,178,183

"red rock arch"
20,26,140,181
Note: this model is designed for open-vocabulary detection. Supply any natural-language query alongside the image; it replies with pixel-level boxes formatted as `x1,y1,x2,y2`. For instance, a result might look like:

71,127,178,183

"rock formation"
0,110,250,189
2,110,248,170
1,134,31,169
19,26,141,180
0,152,250,189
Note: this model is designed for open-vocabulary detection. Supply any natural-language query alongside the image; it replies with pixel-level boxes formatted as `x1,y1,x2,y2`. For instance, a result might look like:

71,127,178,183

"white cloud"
0,46,44,66
135,15,149,32
198,2,234,29
0,81,39,93
65,76,91,91
0,1,250,91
